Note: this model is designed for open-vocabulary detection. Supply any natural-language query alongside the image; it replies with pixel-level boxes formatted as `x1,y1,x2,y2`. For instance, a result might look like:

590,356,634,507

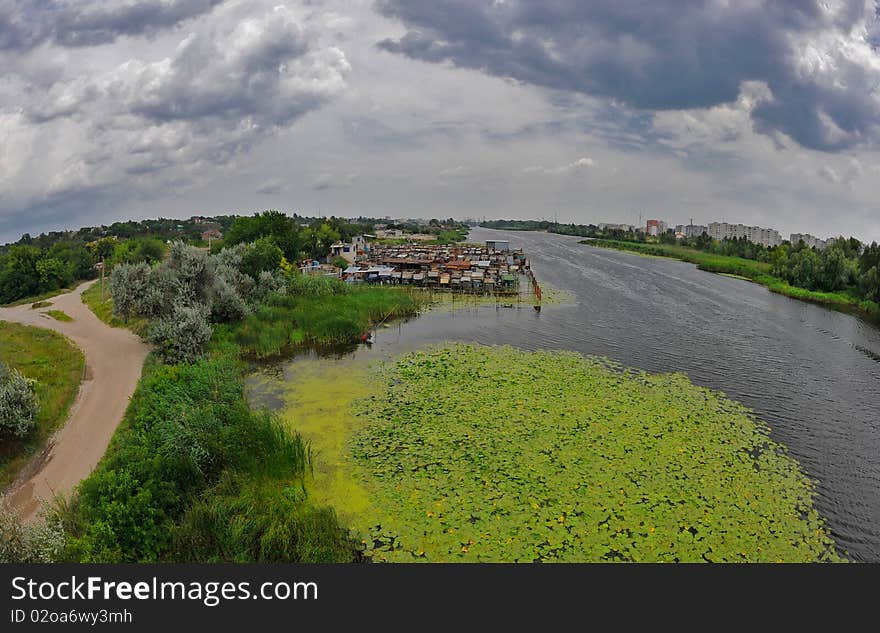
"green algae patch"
418,280,575,314
349,344,842,562
251,357,377,526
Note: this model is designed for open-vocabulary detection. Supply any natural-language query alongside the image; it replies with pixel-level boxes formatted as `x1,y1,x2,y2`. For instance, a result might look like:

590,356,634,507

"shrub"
166,242,213,307
148,305,212,364
0,507,65,563
109,262,150,321
0,361,38,437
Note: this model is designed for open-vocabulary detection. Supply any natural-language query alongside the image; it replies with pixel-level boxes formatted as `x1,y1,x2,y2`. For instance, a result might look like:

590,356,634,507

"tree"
863,265,880,303
240,237,283,279
818,246,852,292
787,247,822,290
0,245,43,302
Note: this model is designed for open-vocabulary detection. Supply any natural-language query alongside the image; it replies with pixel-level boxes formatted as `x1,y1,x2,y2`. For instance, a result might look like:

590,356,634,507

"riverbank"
581,239,880,322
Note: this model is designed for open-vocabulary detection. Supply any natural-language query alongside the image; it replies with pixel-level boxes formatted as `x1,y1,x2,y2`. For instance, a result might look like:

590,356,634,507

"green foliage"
0,507,65,563
63,351,356,562
0,322,83,487
109,237,166,268
0,242,97,305
0,361,38,438
351,344,843,562
240,237,283,279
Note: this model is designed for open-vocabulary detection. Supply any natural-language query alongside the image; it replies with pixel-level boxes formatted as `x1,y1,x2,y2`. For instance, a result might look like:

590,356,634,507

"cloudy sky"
2,0,880,243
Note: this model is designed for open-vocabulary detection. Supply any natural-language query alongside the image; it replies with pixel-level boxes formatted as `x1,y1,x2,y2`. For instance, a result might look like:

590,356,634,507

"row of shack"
341,241,529,295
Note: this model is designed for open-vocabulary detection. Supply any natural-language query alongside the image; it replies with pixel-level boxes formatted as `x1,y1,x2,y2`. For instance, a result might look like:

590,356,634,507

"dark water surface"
257,227,880,561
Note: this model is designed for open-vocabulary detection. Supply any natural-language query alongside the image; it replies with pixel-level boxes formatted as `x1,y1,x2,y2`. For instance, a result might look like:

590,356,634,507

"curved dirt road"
0,280,148,521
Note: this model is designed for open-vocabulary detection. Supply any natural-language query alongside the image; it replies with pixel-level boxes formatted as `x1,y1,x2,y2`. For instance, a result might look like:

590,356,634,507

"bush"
0,361,38,437
148,305,213,364
0,508,65,563
109,262,150,321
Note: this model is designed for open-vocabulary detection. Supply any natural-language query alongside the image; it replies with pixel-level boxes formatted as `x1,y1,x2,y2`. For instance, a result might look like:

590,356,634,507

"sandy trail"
0,280,149,521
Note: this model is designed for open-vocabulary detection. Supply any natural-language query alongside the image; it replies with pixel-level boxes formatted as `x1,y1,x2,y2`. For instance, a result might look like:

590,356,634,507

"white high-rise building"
708,222,781,247
790,233,833,250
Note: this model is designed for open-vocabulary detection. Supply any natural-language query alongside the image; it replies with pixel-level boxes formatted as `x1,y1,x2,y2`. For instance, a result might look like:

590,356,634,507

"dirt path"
0,280,149,521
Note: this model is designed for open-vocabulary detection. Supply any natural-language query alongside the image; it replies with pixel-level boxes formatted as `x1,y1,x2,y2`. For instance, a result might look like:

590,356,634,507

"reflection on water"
248,227,880,562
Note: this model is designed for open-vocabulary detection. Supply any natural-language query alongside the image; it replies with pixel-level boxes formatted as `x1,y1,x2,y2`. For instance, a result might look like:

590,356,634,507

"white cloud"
523,156,597,174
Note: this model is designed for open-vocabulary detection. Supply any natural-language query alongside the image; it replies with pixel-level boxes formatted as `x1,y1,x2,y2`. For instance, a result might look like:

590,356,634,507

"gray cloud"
0,0,222,50
1,2,350,236
377,0,880,152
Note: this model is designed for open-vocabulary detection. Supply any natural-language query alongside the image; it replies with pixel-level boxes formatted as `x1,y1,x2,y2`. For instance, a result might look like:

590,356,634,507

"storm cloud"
377,0,880,151
0,0,222,50
1,1,879,244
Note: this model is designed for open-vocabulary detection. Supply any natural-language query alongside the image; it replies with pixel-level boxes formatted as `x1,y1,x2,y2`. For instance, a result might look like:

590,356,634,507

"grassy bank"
0,322,84,488
215,282,423,358
582,239,880,321
349,344,842,562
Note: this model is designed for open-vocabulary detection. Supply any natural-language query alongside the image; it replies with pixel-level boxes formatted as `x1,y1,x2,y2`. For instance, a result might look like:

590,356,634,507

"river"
249,227,880,562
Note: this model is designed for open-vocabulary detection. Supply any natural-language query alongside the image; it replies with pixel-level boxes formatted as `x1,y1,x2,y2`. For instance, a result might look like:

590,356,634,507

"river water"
251,227,880,561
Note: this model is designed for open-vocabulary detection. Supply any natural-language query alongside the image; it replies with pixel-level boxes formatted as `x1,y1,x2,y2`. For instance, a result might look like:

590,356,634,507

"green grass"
582,239,880,321
350,344,843,562
0,322,84,489
30,301,52,309
80,281,149,336
45,310,73,322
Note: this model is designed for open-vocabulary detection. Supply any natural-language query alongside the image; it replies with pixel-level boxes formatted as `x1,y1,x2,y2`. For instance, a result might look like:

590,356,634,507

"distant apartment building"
646,219,667,237
790,233,834,250
708,222,781,247
675,223,708,238
598,223,636,232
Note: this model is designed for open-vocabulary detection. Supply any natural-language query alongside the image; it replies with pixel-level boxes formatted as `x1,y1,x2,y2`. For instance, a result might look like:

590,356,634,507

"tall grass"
216,285,423,358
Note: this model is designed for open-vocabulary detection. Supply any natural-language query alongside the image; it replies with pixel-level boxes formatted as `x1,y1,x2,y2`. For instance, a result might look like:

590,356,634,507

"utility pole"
99,259,105,301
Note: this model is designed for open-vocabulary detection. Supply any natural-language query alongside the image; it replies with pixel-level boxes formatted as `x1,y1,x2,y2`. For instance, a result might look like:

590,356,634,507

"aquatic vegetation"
350,344,842,562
